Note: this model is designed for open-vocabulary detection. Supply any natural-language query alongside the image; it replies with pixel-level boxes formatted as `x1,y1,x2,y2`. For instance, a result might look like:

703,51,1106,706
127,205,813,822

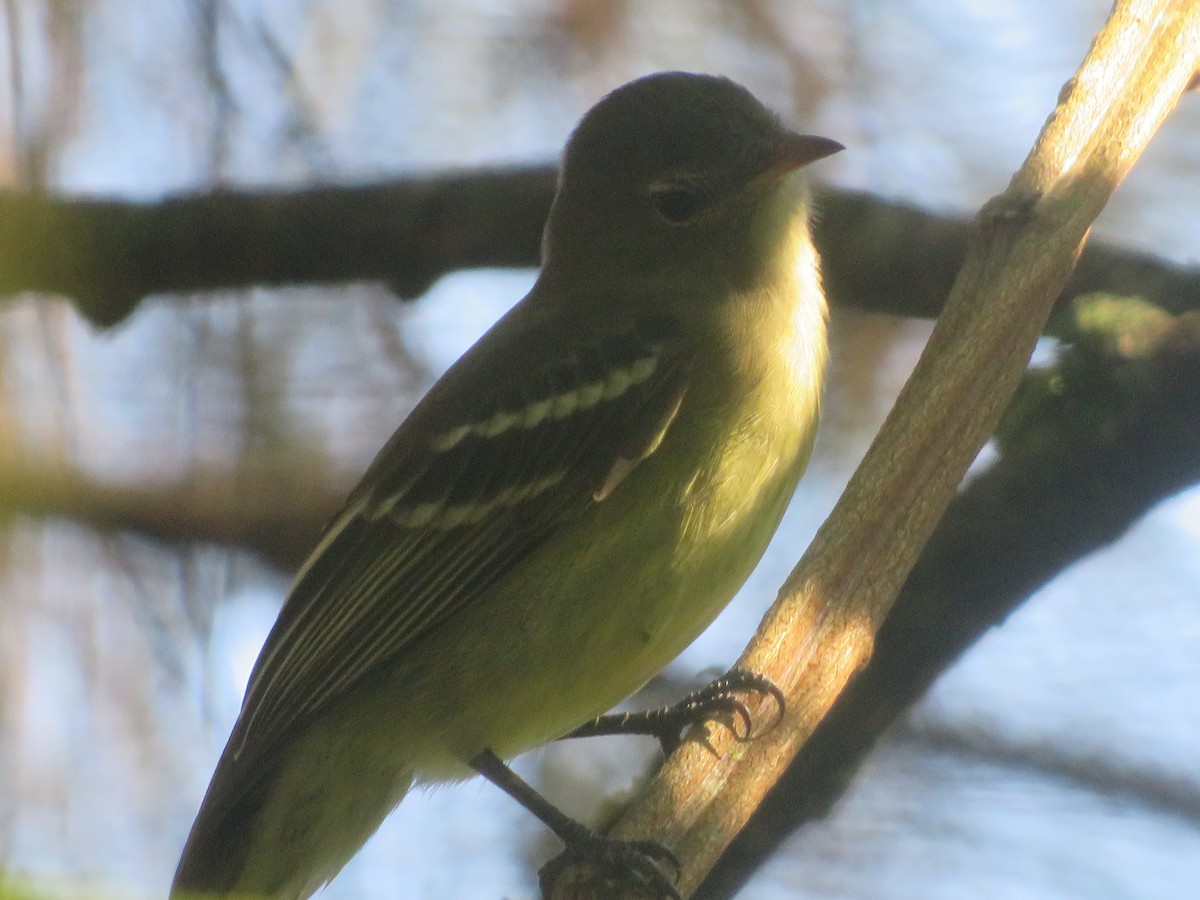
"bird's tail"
171,764,274,900
171,749,414,900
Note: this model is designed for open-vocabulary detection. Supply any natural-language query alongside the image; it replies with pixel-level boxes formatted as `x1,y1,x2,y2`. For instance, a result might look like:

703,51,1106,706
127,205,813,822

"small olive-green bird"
172,71,841,899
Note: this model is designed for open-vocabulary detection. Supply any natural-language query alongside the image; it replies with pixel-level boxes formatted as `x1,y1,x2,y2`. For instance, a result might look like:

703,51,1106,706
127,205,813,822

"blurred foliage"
1000,294,1176,459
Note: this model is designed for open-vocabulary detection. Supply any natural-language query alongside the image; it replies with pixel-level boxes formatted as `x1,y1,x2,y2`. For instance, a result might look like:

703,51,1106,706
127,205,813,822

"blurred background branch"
1,180,1197,327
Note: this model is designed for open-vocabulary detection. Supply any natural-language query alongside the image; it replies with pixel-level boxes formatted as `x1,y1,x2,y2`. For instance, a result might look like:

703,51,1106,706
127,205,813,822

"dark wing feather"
227,317,689,765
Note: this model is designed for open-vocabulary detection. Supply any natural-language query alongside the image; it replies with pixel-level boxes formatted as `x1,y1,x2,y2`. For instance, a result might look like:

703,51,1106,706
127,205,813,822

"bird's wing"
228,315,689,762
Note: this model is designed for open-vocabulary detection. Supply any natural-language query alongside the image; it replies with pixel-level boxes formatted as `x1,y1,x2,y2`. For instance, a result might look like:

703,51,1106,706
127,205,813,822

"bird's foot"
566,665,786,757
539,823,681,900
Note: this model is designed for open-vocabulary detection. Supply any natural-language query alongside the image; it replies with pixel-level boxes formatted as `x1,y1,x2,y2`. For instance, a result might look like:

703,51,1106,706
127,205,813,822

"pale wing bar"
229,320,689,765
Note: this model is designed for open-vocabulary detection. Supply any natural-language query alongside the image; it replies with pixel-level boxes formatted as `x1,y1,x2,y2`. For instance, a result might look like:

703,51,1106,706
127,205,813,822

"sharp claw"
726,666,787,731
709,696,749,741
562,667,786,756
767,682,787,727
630,839,682,878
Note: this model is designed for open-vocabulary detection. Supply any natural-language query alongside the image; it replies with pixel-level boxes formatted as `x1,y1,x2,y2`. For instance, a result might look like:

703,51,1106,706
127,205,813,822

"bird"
171,70,842,899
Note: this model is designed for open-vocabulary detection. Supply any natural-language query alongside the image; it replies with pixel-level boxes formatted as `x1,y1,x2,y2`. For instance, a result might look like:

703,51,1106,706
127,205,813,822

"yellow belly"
360,391,821,778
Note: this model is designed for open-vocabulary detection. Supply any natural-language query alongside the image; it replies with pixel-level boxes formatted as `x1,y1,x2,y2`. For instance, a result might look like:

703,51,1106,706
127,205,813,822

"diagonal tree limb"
541,3,1200,897
695,300,1200,898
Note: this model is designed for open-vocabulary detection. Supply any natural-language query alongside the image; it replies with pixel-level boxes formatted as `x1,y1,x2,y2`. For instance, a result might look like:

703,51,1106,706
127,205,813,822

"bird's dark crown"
562,71,783,186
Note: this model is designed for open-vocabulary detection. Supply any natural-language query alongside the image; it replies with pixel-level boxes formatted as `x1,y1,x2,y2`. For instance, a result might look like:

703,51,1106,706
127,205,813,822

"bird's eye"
650,185,705,224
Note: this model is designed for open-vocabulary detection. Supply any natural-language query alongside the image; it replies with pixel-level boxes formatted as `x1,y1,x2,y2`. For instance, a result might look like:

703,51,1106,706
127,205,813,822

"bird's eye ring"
650,185,705,224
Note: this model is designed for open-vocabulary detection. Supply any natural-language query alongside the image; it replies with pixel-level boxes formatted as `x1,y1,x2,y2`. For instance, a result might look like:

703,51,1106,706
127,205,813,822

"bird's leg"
469,748,681,899
563,666,786,757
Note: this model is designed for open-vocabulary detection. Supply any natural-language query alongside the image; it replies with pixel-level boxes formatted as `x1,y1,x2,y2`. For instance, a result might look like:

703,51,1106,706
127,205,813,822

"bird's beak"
755,132,844,185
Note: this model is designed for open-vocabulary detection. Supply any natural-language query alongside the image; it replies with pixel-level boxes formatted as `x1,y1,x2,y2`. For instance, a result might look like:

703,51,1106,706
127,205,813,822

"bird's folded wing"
229,317,690,762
